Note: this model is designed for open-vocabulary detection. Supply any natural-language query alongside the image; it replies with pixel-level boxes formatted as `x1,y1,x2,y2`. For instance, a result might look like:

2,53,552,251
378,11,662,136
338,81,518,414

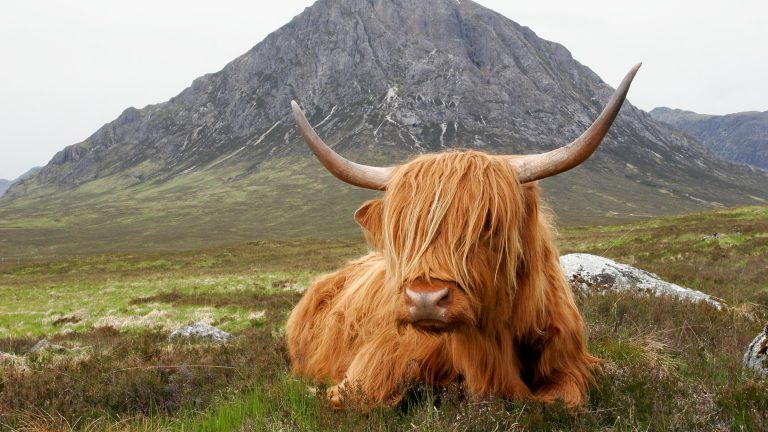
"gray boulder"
29,339,68,354
560,253,725,309
168,323,231,343
743,325,768,376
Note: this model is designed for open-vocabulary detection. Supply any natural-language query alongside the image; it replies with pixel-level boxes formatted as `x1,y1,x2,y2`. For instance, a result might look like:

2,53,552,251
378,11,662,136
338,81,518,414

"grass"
0,206,767,430
0,159,380,259
3,150,766,260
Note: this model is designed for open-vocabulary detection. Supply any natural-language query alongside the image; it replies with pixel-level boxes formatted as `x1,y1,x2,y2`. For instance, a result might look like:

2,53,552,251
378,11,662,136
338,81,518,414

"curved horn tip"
291,100,310,125
615,63,641,96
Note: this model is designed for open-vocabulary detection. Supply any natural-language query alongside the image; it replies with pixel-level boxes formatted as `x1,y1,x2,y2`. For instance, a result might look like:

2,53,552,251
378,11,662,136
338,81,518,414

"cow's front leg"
532,374,587,407
450,332,533,400
461,362,533,400
528,323,600,407
325,344,415,409
326,333,452,409
326,379,348,409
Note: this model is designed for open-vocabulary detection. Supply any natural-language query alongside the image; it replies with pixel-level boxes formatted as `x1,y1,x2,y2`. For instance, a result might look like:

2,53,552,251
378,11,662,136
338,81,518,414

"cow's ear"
354,199,384,249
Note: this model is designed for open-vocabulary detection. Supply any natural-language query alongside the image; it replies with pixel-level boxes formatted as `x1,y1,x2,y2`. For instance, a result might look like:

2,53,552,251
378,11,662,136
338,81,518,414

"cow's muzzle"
400,279,458,332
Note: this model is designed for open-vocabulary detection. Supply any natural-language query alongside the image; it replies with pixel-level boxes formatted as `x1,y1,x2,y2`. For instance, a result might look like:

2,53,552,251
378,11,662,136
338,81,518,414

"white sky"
1,0,766,180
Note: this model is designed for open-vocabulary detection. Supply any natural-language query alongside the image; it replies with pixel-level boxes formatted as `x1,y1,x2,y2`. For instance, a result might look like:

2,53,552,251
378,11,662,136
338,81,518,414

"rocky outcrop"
560,253,725,309
744,325,768,376
0,167,40,198
29,339,69,354
650,107,768,170
0,179,10,197
168,323,231,343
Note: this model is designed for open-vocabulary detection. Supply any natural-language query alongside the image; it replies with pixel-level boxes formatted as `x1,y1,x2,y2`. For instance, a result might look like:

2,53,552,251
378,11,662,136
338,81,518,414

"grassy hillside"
1,206,767,430
2,152,755,260
0,158,379,259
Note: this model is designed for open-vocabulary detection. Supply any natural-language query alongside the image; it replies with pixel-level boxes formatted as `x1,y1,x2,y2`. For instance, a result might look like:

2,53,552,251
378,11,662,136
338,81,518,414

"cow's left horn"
291,100,394,190
508,63,642,183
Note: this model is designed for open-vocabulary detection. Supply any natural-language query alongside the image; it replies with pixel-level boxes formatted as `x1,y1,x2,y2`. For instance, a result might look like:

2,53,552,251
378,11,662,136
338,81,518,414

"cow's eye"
483,212,493,232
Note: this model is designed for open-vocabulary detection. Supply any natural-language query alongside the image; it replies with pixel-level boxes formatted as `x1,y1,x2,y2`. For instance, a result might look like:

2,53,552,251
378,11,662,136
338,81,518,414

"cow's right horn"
291,101,394,190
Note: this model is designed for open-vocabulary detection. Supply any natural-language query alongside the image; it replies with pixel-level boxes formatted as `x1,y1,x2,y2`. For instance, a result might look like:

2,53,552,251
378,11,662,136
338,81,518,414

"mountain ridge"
0,167,41,198
650,107,768,169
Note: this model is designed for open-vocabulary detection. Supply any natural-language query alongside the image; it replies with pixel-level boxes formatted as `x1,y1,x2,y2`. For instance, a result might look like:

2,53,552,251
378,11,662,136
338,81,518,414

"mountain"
650,107,768,169
0,180,10,197
2,0,767,257
0,167,41,197
15,166,42,181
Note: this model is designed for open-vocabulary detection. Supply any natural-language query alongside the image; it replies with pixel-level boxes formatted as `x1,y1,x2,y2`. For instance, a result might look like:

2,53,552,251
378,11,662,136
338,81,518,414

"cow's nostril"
404,288,418,307
435,288,451,308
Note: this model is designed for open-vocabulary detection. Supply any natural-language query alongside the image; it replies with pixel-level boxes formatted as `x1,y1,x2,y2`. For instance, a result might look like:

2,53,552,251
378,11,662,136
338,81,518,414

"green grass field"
4,152,753,261
1,207,767,430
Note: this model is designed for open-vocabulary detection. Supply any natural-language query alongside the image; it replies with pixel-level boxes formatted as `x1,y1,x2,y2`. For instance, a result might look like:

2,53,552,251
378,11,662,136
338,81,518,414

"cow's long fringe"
286,150,598,407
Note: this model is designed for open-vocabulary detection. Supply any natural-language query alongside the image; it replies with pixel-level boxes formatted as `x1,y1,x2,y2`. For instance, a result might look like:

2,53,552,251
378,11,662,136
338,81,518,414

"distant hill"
650,107,768,169
0,180,10,196
16,166,42,181
1,0,767,257
0,167,41,197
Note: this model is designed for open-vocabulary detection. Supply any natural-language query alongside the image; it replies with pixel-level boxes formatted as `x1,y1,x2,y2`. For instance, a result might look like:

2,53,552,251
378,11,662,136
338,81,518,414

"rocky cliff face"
0,180,10,197
0,167,40,198
650,107,768,170
4,0,768,237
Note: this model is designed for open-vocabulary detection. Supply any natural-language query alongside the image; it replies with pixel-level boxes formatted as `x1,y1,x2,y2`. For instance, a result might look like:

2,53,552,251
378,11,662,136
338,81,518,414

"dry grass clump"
93,309,172,331
0,351,29,372
579,291,767,431
130,290,301,312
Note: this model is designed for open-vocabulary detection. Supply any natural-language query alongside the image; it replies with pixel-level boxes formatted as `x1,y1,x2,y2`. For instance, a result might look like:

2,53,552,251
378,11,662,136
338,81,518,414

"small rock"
29,339,69,354
168,322,231,343
743,325,768,376
560,253,725,309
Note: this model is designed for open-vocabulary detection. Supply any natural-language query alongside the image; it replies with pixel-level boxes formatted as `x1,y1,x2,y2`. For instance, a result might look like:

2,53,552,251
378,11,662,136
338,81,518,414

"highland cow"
286,64,641,408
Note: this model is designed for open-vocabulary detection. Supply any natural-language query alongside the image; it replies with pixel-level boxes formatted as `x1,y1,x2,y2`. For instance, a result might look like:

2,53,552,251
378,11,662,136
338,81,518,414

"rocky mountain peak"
8,0,619,197
3,0,767,240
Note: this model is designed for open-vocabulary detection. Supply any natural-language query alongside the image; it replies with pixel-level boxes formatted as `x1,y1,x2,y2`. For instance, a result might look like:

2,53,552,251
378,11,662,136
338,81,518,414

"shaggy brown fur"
286,150,598,408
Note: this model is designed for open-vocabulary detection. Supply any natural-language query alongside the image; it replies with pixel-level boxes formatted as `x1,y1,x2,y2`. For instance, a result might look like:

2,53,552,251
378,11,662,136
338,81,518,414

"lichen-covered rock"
743,325,768,375
560,253,725,309
168,323,231,343
29,339,69,354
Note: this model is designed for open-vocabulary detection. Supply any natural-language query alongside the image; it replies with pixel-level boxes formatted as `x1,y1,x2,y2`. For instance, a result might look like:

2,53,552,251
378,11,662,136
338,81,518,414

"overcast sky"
1,0,766,180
